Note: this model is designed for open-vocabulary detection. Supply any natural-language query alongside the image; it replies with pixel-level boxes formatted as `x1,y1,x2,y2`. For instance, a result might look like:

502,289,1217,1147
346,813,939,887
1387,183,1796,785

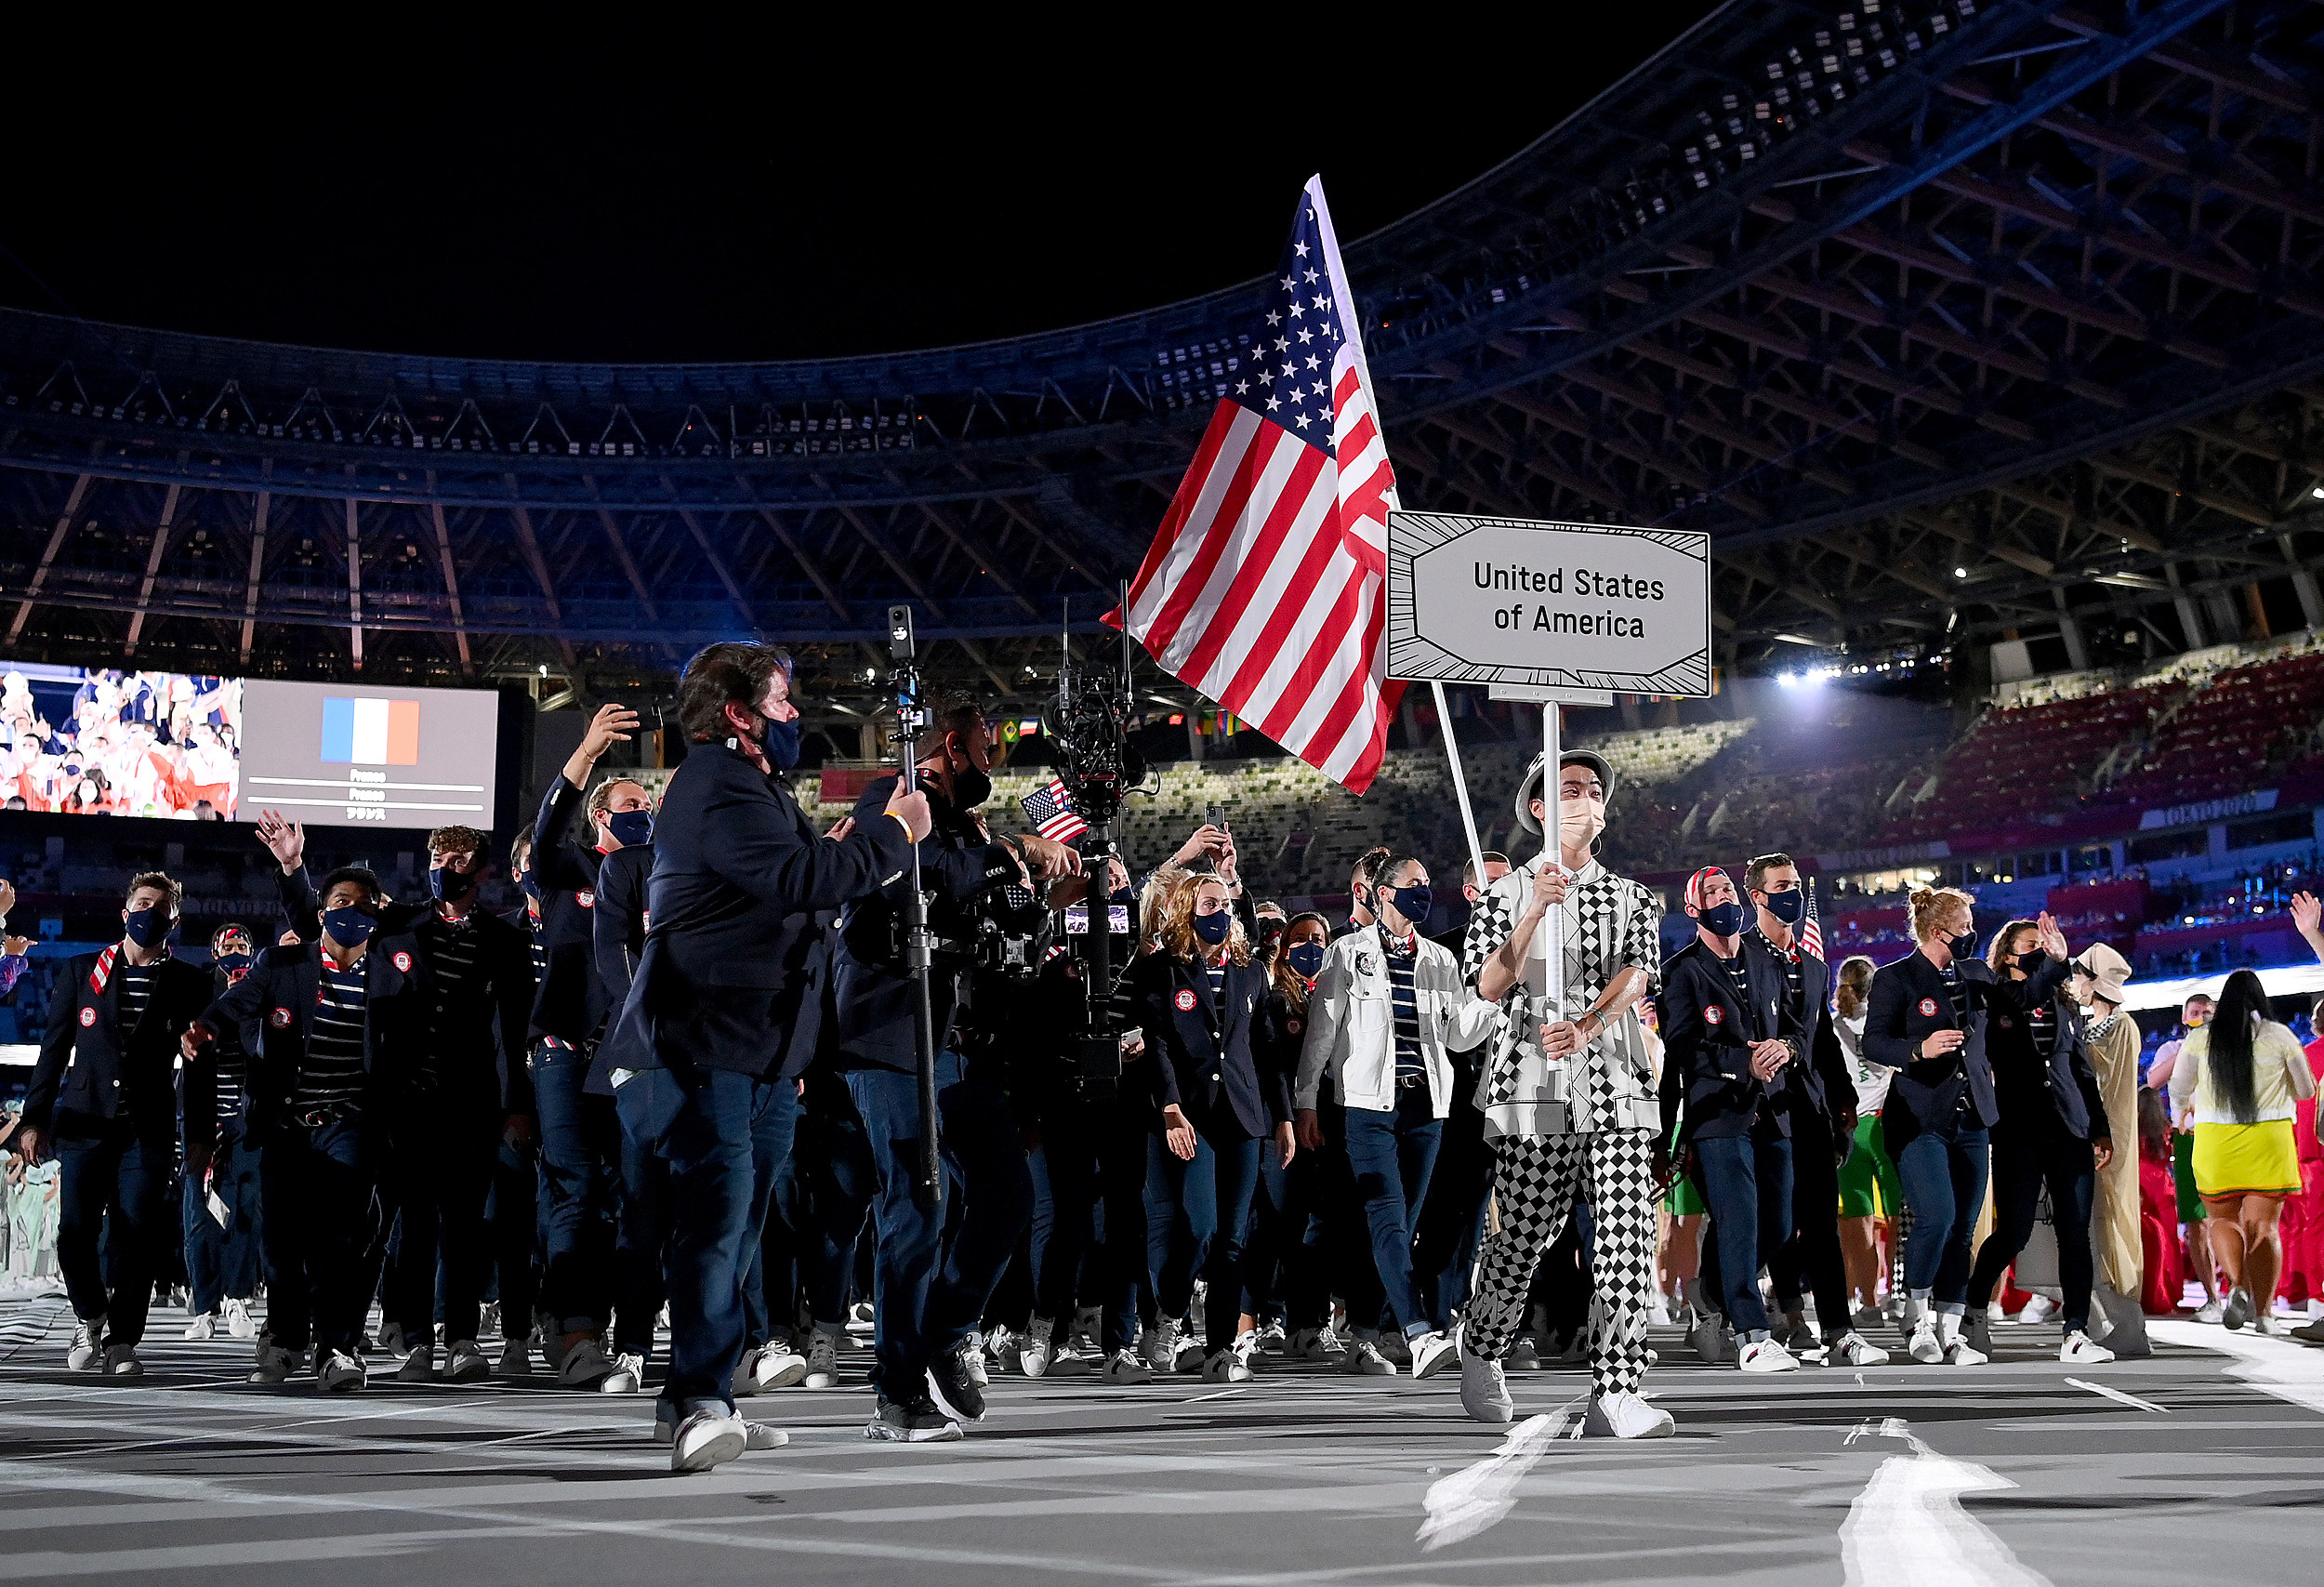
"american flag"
1802,878,1825,962
1108,177,1399,795
1020,777,1089,842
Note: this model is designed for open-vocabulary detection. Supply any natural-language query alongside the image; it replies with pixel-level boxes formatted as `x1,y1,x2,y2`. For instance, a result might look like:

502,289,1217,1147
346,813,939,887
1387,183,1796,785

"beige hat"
2074,940,2133,1006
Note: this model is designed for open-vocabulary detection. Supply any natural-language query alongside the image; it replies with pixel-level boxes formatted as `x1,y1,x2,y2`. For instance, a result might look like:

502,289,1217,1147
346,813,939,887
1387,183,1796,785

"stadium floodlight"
1952,566,1968,578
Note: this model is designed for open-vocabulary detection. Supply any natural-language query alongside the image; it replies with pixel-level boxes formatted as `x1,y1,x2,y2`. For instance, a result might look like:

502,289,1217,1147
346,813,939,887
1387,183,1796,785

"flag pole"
1432,680,1486,895
1540,700,1565,1016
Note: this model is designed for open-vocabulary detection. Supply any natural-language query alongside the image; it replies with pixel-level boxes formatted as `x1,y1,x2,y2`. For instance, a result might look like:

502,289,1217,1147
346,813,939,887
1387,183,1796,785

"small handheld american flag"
1801,878,1825,962
1021,778,1089,842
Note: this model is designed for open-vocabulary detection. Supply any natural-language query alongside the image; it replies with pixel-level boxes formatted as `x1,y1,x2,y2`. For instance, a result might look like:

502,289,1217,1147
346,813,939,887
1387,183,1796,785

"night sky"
8,14,1723,366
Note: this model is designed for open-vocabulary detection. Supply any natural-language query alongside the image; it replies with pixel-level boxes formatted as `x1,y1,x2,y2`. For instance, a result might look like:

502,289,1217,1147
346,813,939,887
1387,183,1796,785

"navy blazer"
1657,934,1799,1142
528,776,614,1045
1985,960,2107,1141
199,932,431,1132
1862,949,2023,1144
28,951,217,1150
1753,932,1859,1135
585,843,653,1093
599,743,913,1081
1128,950,1274,1140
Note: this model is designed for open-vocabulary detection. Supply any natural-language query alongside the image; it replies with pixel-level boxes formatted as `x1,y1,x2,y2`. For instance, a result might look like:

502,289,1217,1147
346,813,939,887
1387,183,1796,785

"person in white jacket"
1295,856,1498,1380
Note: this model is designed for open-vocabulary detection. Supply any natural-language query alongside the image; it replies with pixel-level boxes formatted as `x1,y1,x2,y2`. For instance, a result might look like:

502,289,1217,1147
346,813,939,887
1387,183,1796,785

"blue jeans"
55,1116,168,1345
796,1067,876,1329
1411,1065,1492,1331
1034,1089,1152,1351
844,1051,1035,1401
257,1113,379,1354
1239,1140,1328,1330
1694,1128,1795,1336
1895,1122,1991,1308
184,1118,262,1314
740,1079,801,1349
615,1065,773,1416
1147,1119,1263,1353
1330,1088,1445,1339
533,1041,618,1333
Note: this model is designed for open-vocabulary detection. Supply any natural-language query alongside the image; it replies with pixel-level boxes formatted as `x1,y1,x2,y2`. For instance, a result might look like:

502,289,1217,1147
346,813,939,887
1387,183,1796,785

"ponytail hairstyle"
2206,967,2272,1126
1908,885,1976,946
1832,955,1876,1019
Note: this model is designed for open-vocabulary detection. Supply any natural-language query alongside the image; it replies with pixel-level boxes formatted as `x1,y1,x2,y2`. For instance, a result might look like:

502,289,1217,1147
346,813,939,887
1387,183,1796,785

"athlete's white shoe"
2059,1330,2115,1364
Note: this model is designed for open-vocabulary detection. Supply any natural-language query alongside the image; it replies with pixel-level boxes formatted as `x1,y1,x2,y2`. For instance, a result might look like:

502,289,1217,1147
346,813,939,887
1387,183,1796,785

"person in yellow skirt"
2165,967,2318,1334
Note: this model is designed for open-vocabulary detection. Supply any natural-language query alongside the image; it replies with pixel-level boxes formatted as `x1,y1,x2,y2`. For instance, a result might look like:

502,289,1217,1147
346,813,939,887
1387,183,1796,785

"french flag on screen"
321,697,421,765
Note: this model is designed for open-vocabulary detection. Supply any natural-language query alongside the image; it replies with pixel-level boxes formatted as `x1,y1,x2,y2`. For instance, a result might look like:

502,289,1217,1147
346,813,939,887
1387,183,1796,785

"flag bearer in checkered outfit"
1454,748,1673,1437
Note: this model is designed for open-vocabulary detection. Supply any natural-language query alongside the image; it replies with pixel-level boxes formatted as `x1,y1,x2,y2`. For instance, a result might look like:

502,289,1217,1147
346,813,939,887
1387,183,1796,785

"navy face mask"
429,863,479,902
1763,889,1805,925
761,712,803,771
517,872,540,902
322,906,377,948
1193,910,1233,946
1389,885,1433,928
1697,900,1749,938
214,951,253,982
1287,942,1326,981
606,809,654,847
123,906,172,948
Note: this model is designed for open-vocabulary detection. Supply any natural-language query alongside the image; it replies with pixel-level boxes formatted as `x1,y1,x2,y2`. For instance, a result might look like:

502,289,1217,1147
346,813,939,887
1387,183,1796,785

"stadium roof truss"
6,0,2324,711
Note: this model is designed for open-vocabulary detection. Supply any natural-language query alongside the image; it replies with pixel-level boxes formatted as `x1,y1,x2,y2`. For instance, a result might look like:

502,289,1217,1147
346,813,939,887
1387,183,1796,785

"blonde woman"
2166,967,2317,1333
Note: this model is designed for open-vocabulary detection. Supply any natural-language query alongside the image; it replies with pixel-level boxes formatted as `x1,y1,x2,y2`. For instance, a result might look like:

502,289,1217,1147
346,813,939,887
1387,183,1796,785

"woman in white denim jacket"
1294,857,1497,1379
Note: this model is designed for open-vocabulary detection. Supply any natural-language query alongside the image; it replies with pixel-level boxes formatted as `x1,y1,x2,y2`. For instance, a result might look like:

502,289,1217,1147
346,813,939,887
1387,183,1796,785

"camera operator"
833,699,1079,1441
597,641,926,1473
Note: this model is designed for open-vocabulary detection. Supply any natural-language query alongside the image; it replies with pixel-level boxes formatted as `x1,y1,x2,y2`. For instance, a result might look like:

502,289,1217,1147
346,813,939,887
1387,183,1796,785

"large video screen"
0,663,499,829
239,681,499,827
0,664,243,817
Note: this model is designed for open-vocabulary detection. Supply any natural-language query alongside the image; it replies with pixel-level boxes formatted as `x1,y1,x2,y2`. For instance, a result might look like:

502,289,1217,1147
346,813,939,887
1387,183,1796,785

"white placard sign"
1386,511,1713,695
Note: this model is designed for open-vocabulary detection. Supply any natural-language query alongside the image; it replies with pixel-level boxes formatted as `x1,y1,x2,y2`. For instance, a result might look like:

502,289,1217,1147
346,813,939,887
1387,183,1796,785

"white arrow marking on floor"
1838,1419,2051,1587
2064,1377,2167,1413
1414,1396,1585,1552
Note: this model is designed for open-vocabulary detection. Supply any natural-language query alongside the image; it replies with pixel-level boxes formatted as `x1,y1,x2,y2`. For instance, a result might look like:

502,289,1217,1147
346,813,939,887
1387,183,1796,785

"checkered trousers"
1459,1127,1661,1398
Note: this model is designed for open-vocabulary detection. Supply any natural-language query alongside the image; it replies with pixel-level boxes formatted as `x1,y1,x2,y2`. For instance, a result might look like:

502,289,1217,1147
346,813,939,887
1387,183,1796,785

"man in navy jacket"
597,641,926,1472
22,871,215,1377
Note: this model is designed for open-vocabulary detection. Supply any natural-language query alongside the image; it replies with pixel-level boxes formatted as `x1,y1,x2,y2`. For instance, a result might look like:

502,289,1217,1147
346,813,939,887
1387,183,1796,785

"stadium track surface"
0,1303,2317,1587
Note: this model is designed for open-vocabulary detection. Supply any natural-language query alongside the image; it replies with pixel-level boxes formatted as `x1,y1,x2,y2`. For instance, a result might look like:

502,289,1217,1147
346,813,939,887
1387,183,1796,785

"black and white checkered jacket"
1459,853,1664,1138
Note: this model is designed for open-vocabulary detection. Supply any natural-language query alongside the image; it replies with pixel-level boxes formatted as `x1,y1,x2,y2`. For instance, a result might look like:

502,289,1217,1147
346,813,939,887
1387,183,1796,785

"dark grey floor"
1,1302,2317,1587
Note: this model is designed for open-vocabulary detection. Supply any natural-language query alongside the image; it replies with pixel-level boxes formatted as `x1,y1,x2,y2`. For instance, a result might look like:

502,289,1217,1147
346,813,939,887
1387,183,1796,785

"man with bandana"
182,922,264,1342
1453,749,1672,1436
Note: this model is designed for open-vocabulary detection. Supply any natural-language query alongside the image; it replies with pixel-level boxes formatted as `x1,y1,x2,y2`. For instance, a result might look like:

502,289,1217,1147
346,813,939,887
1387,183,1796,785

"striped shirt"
295,959,370,1110
115,963,155,1032
1384,932,1424,1083
2027,999,2057,1058
1753,930,1803,1020
1719,954,1755,1033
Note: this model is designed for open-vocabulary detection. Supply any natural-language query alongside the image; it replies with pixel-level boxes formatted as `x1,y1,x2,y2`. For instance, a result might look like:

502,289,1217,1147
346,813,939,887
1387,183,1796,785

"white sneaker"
1342,1337,1395,1376
1142,1316,1182,1373
557,1336,615,1388
2223,1287,2255,1331
1583,1391,1675,1439
1942,1318,1987,1368
1737,1338,1800,1373
1201,1345,1253,1383
68,1317,104,1371
1830,1331,1891,1367
222,1298,258,1339
249,1340,299,1384
318,1349,368,1393
739,1342,808,1394
2060,1330,2116,1364
2015,1294,2057,1326
1100,1347,1153,1384
1048,1337,1097,1377
394,1344,439,1382
184,1312,218,1341
742,1421,789,1451
1687,1308,1729,1365
601,1351,646,1394
445,1340,490,1382
1020,1320,1058,1379
1410,1330,1459,1380
1291,1325,1346,1363
802,1326,840,1389
376,1319,409,1356
984,1325,1022,1378
1254,1321,1288,1355
1908,1321,1943,1364
497,1339,535,1377
1459,1344,1512,1424
671,1408,747,1473
103,1343,143,1377
2251,1313,2282,1337
959,1337,990,1389
2193,1298,2225,1325
1169,1325,1207,1375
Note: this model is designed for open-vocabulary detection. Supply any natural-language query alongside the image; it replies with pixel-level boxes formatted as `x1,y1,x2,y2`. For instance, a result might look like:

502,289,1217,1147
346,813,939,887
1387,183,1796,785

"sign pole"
1541,698,1565,1016
1430,680,1486,898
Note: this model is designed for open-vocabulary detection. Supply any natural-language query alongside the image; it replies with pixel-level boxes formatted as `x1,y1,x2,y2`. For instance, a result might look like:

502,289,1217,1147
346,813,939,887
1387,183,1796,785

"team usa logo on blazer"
393,951,413,972
1704,1004,1723,1025
271,1007,292,1028
78,1006,96,1027
1174,988,1198,1012
1918,998,1939,1017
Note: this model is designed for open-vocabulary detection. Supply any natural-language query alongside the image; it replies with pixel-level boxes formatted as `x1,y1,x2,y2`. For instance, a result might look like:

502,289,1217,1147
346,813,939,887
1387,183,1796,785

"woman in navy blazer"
1863,888,2068,1366
1127,873,1279,1383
